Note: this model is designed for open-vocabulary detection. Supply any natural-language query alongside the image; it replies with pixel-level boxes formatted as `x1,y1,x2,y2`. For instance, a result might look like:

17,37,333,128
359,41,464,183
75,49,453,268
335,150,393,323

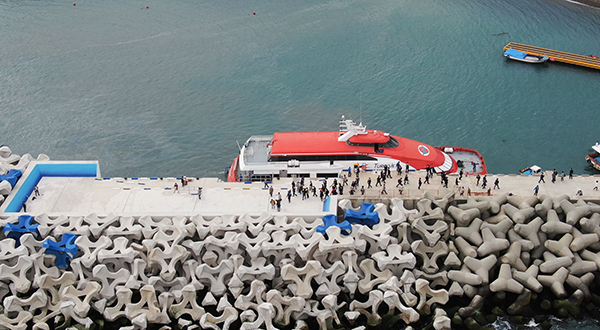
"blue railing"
5,163,98,212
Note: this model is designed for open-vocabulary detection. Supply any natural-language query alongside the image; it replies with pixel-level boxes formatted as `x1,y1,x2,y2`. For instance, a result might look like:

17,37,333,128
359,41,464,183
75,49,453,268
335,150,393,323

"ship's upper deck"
242,135,272,165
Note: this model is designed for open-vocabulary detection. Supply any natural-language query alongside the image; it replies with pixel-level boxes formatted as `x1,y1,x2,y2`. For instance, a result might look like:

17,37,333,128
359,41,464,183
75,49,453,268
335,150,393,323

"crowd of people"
258,162,600,212
264,162,483,211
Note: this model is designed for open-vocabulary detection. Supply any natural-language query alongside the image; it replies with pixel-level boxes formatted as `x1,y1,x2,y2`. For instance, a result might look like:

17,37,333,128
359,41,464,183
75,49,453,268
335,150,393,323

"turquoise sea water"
2,1,600,329
2,0,600,179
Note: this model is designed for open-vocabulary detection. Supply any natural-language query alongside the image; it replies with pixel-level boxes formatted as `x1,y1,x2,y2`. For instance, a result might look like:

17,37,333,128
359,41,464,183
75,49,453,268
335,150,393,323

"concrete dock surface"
19,170,600,216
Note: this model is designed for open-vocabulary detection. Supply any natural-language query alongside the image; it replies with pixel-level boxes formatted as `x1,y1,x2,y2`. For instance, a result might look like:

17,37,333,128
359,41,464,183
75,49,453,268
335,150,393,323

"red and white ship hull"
227,117,486,182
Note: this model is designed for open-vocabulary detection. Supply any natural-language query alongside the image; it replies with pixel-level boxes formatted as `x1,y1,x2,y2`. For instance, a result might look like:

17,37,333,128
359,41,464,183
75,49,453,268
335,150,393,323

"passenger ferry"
227,116,486,182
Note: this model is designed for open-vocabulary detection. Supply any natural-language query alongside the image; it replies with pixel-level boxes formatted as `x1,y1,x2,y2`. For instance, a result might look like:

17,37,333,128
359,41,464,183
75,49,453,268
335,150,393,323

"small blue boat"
519,165,542,175
504,48,549,63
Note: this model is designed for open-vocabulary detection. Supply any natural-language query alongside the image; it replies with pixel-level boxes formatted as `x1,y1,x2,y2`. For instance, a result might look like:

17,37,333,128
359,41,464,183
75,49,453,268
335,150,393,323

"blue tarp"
504,48,527,59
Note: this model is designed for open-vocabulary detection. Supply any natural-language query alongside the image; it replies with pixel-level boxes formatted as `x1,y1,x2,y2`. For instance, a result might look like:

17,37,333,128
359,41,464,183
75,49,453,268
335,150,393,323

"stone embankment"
0,192,599,329
1,147,600,330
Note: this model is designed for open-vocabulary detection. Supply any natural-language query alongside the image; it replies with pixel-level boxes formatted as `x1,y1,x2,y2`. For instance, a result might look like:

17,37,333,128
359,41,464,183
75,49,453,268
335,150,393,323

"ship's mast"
338,115,367,142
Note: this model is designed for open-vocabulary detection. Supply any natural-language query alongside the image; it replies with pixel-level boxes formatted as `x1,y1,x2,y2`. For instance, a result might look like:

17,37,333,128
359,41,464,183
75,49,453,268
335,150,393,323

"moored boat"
519,165,542,175
503,48,549,64
586,143,600,171
227,116,486,182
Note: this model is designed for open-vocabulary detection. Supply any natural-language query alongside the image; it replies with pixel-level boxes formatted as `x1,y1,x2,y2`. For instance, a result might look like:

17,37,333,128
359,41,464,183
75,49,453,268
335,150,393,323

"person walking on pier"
551,169,557,183
269,186,273,197
381,183,388,194
418,178,422,189
396,178,403,188
367,177,372,188
375,176,382,187
534,185,539,196
475,174,480,186
276,193,282,211
561,171,565,182
569,168,574,179
405,162,410,173
538,173,545,183
424,174,430,184
287,190,292,203
595,181,599,191
404,174,409,185
493,178,500,189
361,186,365,195
459,169,463,181
481,176,487,189
173,182,179,193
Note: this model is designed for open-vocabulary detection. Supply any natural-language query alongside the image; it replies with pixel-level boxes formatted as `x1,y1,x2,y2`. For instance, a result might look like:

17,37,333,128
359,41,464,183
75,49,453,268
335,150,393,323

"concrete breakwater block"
541,209,573,235
0,146,21,167
0,193,599,329
0,150,48,213
448,206,480,226
489,264,523,294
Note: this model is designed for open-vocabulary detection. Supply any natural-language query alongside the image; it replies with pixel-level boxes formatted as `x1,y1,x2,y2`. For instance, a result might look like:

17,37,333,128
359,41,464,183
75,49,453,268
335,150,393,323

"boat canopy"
504,48,527,59
530,165,542,173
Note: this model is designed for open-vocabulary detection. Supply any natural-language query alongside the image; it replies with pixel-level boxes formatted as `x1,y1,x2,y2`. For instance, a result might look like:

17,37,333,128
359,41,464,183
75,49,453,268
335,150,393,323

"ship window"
381,137,399,148
269,155,378,162
346,136,399,148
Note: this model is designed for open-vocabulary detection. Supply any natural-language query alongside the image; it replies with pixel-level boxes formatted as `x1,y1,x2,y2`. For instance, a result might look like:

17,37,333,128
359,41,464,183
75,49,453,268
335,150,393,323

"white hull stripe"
434,153,454,173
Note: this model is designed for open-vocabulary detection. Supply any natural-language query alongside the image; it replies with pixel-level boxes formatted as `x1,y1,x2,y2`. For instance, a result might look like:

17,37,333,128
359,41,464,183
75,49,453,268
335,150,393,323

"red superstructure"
269,131,451,171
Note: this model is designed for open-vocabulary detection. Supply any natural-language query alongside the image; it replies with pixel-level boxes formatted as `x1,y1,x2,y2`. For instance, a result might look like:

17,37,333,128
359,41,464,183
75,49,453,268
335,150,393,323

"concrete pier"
10,169,600,217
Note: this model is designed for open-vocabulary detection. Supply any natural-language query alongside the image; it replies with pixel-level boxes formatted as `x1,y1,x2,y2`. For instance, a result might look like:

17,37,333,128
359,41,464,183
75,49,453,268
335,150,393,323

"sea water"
2,0,600,329
2,0,600,179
